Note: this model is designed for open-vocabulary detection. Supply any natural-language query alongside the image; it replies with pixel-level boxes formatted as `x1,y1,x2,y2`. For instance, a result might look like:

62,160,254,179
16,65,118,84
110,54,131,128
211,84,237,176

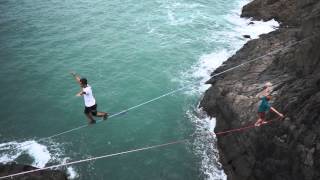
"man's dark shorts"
84,104,97,116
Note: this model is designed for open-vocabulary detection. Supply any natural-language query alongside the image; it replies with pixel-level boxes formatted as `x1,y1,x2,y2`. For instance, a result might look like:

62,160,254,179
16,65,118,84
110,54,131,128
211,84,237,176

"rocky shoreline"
200,0,320,180
0,163,67,180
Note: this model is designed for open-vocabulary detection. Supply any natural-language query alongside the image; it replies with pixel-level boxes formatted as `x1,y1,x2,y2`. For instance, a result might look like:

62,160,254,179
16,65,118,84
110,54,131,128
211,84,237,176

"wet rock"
0,163,68,180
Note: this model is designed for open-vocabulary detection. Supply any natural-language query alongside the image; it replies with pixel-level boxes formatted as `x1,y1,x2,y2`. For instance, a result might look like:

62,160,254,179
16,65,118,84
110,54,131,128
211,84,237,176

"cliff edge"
0,163,68,180
200,0,320,180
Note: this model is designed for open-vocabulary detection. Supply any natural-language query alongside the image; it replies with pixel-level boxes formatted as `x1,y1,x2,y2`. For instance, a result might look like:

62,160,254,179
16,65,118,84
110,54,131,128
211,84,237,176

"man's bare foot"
103,113,108,120
255,120,267,127
89,120,96,124
261,121,268,125
255,120,263,127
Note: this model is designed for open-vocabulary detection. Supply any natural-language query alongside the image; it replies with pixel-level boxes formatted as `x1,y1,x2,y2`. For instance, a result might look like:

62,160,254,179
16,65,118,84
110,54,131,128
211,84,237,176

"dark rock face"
200,0,320,180
0,163,68,180
241,0,297,25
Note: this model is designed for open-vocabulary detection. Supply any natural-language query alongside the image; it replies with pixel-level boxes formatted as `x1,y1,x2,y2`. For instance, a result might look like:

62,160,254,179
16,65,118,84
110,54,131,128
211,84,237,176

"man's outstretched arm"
71,72,81,84
76,91,85,96
70,72,85,96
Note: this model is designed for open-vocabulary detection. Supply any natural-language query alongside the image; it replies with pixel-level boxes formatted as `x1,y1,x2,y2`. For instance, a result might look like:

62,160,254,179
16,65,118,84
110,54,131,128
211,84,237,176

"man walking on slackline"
71,72,108,124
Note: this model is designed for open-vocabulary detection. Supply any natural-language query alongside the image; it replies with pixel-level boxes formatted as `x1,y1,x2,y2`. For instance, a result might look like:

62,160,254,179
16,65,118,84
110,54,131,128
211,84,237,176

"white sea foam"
162,0,204,26
0,141,50,167
183,1,279,94
67,166,79,179
183,50,232,95
0,140,78,179
226,8,279,40
62,158,79,179
187,110,227,180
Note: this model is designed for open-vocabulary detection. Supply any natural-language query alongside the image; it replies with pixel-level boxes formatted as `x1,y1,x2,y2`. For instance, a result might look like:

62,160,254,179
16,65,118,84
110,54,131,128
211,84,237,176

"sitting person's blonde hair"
264,82,272,88
256,81,273,98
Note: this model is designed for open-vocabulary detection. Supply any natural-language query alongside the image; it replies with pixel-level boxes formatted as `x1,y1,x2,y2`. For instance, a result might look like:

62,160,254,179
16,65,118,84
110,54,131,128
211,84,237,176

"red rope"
214,118,281,136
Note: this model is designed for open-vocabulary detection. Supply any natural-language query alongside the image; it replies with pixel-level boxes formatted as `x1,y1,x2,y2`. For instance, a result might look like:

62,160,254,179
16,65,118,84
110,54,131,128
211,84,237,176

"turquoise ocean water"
0,0,278,179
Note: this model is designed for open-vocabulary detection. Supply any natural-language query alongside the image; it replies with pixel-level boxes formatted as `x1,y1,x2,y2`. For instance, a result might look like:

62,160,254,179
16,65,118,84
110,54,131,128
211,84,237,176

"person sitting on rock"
255,95,284,126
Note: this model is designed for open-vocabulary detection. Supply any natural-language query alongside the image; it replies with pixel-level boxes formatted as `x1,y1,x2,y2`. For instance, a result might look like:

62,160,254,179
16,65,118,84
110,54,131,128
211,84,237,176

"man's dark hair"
80,78,87,85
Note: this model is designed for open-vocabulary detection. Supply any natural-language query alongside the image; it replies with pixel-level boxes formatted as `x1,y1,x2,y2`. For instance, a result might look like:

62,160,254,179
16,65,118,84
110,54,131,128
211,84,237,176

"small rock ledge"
0,163,68,180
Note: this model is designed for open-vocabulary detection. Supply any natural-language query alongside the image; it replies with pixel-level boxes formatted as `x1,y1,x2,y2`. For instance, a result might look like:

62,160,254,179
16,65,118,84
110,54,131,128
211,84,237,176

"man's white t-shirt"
82,85,96,107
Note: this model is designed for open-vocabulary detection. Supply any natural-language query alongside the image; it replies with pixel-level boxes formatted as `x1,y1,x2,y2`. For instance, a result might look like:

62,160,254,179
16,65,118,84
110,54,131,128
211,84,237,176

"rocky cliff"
200,0,320,180
0,163,68,180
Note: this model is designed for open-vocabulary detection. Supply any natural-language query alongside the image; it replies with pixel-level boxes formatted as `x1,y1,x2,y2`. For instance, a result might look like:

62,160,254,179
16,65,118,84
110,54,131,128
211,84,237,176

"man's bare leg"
255,118,263,127
85,113,96,124
96,112,108,120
